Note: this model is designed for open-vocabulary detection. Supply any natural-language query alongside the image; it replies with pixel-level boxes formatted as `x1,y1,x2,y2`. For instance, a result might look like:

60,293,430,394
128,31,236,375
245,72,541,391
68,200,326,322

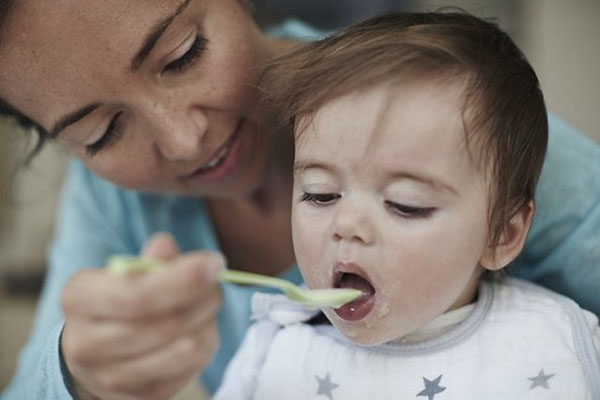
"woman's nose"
332,198,375,245
151,106,209,162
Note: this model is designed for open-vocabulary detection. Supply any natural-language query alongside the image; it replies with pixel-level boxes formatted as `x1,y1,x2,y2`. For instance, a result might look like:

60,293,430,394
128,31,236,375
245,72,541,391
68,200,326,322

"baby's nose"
331,198,375,245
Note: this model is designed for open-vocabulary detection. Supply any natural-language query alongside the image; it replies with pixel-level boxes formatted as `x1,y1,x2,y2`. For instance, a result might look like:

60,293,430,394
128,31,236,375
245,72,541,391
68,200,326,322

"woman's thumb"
141,232,179,260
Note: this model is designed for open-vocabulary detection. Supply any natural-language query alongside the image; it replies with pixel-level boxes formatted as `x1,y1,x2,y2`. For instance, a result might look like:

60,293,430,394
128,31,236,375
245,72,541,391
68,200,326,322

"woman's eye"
301,192,341,206
385,201,435,219
86,112,124,156
163,35,207,74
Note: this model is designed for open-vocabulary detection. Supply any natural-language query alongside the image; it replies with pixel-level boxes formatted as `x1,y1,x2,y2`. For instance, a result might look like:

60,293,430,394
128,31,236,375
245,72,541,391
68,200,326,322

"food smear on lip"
333,273,376,321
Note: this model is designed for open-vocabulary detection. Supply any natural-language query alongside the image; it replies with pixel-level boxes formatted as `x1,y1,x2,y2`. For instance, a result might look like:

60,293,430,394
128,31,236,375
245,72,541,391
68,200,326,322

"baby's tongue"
339,273,375,295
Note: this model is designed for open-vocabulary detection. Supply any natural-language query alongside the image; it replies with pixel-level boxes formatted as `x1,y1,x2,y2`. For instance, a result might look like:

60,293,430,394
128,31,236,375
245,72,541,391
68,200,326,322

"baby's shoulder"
493,277,598,326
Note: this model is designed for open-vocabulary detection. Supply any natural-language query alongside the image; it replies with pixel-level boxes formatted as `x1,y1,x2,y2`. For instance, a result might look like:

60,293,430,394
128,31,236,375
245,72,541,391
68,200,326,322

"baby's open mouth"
333,269,376,321
335,272,376,294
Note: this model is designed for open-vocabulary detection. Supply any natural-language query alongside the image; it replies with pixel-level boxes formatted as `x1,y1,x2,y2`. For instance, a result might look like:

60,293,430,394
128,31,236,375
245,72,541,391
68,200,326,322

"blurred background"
1,0,598,396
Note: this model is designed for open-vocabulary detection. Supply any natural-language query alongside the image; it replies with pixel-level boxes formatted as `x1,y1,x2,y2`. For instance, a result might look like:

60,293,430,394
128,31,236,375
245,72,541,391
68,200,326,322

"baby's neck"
394,302,477,345
445,269,483,312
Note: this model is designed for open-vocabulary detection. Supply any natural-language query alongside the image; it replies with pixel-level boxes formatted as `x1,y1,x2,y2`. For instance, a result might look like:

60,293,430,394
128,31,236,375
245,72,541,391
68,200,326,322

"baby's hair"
263,11,548,256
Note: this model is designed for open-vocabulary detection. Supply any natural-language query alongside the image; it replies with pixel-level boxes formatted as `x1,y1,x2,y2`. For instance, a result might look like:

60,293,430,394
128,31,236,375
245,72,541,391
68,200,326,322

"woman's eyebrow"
131,0,192,72
51,103,100,138
50,1,192,137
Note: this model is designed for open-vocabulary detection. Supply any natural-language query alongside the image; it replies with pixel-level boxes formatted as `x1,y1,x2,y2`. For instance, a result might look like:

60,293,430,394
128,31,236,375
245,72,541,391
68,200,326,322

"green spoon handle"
108,255,295,291
219,269,296,291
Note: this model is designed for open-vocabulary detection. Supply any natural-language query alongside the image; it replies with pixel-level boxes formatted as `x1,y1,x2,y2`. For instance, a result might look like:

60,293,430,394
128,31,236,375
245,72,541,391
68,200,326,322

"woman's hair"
0,1,15,41
1,1,50,163
263,11,548,254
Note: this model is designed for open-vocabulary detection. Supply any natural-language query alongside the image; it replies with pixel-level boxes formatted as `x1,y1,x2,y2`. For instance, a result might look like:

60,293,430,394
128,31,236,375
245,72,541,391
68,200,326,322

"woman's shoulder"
265,18,328,41
64,158,192,207
547,112,600,165
60,158,217,252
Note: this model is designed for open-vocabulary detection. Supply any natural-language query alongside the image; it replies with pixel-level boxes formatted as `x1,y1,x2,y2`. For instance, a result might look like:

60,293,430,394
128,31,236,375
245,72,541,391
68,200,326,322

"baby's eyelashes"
300,192,436,219
384,201,436,219
300,192,341,206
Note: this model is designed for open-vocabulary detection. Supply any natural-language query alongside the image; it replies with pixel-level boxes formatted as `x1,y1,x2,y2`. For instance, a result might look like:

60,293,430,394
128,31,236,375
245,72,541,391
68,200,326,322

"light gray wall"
0,135,66,274
518,0,600,143
416,0,600,143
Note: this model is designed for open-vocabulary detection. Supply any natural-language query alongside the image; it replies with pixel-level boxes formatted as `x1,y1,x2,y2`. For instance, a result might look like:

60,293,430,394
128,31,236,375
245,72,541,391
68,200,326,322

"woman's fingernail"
208,253,227,279
150,231,175,242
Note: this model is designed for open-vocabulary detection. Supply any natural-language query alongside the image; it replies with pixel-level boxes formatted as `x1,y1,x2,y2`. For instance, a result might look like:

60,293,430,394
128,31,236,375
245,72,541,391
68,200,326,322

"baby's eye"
301,192,341,206
385,201,436,219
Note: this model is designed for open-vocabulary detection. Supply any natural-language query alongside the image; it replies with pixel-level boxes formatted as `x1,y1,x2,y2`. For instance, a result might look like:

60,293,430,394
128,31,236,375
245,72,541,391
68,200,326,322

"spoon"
107,255,362,308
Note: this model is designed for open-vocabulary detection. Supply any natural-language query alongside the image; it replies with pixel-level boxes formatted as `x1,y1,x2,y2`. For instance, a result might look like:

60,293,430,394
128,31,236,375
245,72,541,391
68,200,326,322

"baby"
215,12,600,399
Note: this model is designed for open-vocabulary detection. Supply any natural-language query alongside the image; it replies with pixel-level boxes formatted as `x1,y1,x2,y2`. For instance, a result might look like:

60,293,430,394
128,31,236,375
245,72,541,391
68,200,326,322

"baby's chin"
324,310,403,346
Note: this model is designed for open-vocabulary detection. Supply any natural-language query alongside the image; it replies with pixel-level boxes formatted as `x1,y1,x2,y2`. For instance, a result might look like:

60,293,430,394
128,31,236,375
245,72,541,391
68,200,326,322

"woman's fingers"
61,243,226,400
85,319,219,398
62,251,224,319
141,232,179,260
65,287,221,364
63,294,221,400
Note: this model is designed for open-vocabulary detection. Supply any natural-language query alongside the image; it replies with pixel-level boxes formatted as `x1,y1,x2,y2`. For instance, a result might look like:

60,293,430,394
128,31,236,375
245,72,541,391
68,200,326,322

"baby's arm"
213,319,281,400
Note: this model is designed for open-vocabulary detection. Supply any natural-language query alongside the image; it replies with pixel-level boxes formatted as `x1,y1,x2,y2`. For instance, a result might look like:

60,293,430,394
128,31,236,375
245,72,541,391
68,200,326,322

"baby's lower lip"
332,266,376,321
334,292,376,321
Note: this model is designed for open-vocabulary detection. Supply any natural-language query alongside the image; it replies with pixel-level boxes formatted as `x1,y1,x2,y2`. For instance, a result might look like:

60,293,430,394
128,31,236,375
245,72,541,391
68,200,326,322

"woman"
1,1,599,399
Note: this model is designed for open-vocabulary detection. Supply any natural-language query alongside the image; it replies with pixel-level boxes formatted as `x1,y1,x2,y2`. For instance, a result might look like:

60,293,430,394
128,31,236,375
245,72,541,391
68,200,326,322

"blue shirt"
3,23,600,400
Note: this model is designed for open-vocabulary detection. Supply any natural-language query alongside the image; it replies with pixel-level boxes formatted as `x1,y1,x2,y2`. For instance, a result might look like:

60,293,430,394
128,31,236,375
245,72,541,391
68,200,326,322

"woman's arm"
2,159,135,399
2,160,225,399
513,113,600,316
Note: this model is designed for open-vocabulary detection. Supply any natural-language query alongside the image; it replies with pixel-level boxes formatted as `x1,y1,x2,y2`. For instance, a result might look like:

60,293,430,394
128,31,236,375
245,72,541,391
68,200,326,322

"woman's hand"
61,233,224,400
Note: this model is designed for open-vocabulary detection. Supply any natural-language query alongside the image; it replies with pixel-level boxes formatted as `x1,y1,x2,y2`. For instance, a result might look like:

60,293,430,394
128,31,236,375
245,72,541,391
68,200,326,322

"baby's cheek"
293,244,317,286
299,265,327,289
292,219,320,258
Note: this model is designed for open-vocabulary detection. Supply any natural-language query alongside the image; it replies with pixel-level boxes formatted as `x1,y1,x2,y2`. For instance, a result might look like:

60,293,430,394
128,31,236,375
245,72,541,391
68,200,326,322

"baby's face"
292,80,492,345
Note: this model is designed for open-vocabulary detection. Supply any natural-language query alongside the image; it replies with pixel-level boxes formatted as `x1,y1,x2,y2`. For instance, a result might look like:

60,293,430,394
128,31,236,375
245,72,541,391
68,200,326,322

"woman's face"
0,0,273,197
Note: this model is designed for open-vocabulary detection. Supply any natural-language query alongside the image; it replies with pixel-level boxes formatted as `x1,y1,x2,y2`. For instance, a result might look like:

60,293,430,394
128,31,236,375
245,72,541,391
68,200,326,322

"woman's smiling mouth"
181,119,244,183
332,262,376,321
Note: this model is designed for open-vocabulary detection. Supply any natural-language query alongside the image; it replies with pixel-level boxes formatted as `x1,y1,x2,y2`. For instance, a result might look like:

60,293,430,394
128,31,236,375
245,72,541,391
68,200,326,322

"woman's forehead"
0,0,184,127
2,0,181,71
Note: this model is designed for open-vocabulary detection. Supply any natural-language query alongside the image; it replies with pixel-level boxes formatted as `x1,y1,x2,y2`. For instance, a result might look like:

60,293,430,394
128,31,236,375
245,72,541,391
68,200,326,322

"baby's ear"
480,201,535,271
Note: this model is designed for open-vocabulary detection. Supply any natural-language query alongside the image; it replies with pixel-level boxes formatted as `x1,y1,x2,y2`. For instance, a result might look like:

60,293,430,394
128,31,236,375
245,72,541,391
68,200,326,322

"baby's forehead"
294,79,492,179
295,77,475,144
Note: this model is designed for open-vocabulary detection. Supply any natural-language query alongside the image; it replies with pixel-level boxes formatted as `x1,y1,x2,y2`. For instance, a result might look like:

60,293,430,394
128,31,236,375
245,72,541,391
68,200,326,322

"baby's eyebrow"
293,161,332,174
389,171,457,194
